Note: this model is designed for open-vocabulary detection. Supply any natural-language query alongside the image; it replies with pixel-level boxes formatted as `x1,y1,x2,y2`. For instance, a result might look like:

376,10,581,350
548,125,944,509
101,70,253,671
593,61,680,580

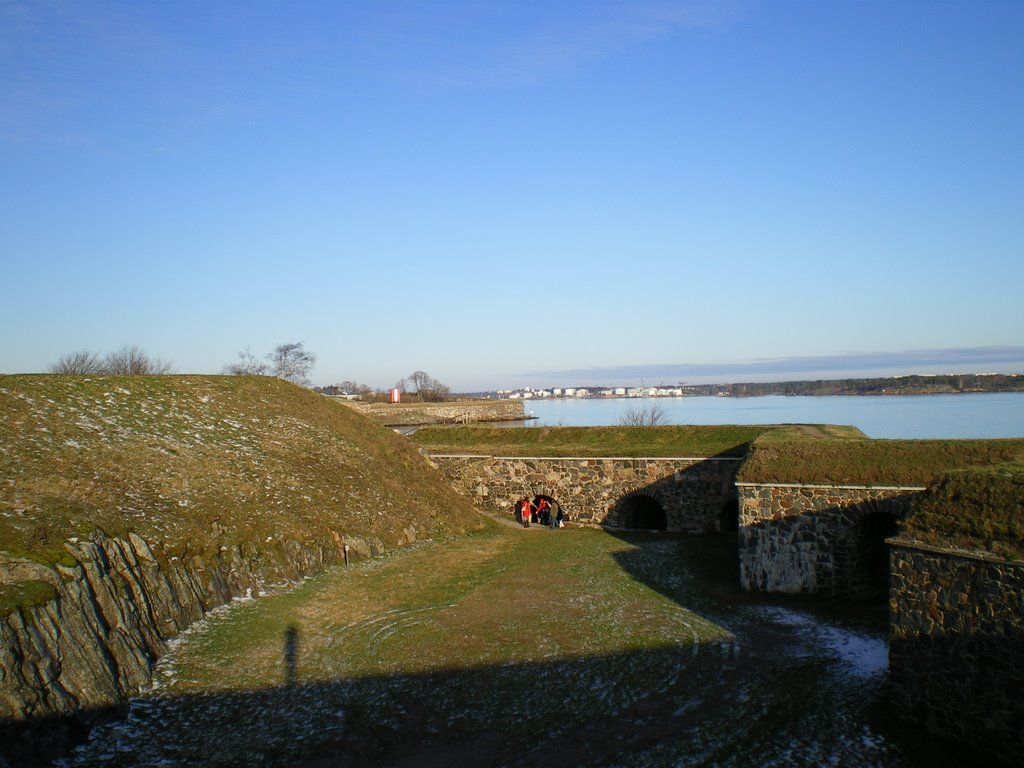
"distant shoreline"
485,373,1024,401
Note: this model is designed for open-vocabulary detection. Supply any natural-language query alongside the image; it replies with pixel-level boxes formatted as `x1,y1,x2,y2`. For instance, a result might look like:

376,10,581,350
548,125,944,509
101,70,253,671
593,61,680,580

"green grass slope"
902,462,1024,558
0,375,482,566
410,424,774,458
738,435,1024,487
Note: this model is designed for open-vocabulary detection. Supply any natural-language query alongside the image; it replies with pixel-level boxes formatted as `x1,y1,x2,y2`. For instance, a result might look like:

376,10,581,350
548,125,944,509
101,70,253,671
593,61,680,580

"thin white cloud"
523,346,1024,383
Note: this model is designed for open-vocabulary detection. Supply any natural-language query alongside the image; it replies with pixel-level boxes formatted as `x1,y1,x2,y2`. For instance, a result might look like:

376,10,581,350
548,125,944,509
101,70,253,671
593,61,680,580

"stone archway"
530,493,564,526
617,494,667,530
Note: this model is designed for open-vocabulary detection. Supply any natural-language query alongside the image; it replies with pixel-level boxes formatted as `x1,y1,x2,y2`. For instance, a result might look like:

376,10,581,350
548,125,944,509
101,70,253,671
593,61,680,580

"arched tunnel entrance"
526,494,563,527
720,499,739,533
617,494,667,531
859,512,900,601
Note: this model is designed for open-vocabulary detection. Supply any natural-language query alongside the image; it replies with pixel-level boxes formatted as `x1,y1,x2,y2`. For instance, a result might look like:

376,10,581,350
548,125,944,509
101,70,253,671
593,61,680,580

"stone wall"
0,528,387,766
888,540,1024,765
737,482,922,597
428,455,742,533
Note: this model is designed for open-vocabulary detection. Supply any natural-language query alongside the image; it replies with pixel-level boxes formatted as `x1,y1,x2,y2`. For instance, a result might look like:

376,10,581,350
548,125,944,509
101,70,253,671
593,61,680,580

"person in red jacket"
519,498,532,527
536,497,551,526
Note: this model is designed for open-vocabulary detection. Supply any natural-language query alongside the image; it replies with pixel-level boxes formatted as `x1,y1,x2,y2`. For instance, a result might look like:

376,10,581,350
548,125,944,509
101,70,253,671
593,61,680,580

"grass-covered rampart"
739,433,1024,558
901,462,1024,559
414,423,1024,557
410,424,776,458
0,375,481,569
737,435,1024,487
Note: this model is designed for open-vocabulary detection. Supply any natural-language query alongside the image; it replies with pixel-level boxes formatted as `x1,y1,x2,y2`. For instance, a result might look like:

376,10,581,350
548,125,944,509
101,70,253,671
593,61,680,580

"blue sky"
2,1,1022,391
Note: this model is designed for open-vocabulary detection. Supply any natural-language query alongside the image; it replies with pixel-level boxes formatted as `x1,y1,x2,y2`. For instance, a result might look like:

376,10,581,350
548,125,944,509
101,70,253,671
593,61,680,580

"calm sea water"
519,392,1024,439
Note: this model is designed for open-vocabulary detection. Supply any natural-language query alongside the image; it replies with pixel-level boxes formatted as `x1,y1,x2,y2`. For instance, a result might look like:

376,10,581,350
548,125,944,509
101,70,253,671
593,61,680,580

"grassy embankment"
740,432,1024,558
0,375,483,614
902,462,1024,559
739,431,1024,486
409,424,811,458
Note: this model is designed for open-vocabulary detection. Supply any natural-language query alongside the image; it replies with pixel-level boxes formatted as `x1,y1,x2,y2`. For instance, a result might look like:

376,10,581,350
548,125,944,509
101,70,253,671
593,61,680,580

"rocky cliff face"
0,527,374,765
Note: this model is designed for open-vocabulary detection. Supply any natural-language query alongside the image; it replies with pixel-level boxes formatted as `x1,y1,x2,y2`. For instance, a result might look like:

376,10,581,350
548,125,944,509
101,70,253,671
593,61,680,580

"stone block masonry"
889,540,1024,765
737,482,923,597
428,455,742,533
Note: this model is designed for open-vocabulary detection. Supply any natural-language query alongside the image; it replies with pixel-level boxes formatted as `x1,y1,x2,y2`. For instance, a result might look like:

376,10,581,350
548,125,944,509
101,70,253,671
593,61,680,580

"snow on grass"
752,605,888,678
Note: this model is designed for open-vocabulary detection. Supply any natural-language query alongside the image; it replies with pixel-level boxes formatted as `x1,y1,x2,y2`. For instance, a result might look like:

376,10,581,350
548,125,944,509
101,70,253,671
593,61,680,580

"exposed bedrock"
0,527,378,765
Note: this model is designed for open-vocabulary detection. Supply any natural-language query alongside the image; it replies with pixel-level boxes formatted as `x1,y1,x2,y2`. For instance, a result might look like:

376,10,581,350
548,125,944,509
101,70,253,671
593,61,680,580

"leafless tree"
268,342,316,386
223,347,270,376
336,380,372,395
618,403,668,427
408,370,451,402
49,350,105,374
103,345,173,375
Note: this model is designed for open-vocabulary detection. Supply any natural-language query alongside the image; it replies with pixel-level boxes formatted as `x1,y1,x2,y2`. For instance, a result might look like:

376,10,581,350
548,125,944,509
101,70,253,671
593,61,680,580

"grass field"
152,518,733,693
67,520,739,766
62,519,968,768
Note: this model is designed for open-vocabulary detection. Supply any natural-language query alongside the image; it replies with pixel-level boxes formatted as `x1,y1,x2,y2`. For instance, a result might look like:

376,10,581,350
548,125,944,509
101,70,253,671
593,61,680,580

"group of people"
515,496,565,528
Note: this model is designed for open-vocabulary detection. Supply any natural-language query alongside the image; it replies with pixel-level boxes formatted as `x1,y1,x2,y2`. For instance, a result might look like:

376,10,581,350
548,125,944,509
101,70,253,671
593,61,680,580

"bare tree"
409,370,431,396
223,347,269,376
103,345,173,375
49,350,105,375
408,370,451,402
336,380,372,395
619,403,668,427
268,342,316,386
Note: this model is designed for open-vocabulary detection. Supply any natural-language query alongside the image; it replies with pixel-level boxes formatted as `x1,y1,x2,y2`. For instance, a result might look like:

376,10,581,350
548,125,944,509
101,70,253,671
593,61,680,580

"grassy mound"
409,424,774,458
737,436,1024,487
0,375,482,566
901,462,1024,559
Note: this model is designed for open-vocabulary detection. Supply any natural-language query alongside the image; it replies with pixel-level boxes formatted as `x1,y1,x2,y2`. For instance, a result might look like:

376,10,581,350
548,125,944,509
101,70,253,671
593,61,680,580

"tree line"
49,342,453,402
49,345,173,376
678,373,1024,397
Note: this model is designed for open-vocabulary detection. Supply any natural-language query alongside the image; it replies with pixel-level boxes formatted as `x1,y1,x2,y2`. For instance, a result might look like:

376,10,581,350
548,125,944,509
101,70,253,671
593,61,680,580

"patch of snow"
754,606,887,679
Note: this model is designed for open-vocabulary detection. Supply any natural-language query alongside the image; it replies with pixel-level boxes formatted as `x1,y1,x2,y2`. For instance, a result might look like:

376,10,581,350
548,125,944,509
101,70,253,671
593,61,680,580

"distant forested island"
678,373,1024,397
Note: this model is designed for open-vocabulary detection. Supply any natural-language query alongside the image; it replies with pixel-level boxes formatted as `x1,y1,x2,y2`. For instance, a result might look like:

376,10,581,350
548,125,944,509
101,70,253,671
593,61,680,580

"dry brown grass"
0,375,483,567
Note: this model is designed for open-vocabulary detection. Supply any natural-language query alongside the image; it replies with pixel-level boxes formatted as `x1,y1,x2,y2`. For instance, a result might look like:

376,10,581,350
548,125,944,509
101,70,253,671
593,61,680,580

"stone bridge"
427,454,742,533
